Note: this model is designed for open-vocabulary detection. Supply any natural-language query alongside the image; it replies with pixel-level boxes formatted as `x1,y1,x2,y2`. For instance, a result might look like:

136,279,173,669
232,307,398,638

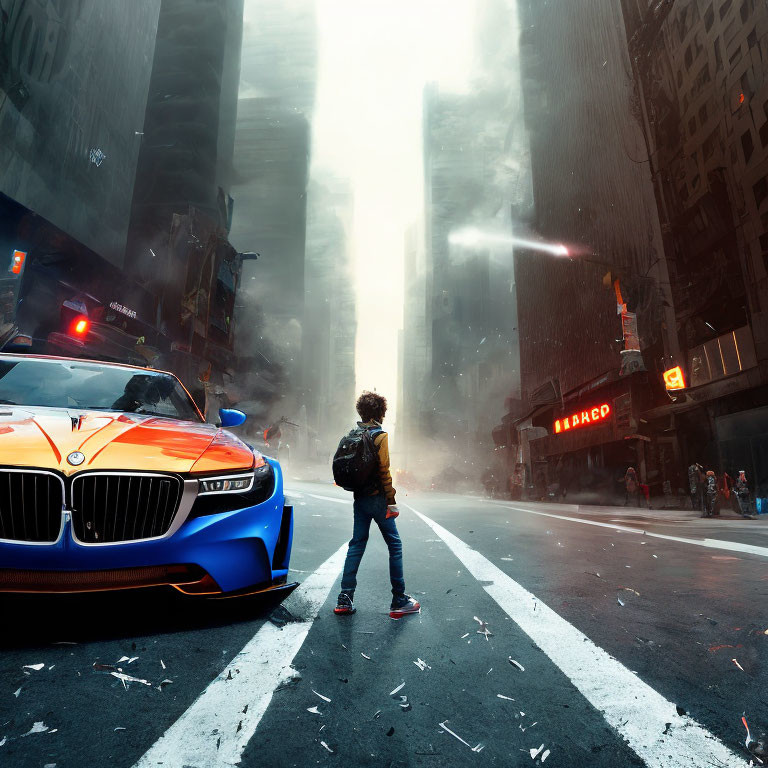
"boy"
334,391,420,619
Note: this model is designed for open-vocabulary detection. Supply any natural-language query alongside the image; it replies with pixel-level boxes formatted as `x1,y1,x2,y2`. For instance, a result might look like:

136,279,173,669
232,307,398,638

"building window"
753,176,768,209
742,129,755,162
704,3,714,30
720,0,733,20
689,325,757,386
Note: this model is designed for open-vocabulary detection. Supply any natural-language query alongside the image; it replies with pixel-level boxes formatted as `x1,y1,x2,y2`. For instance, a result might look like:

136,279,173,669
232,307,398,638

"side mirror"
219,408,247,428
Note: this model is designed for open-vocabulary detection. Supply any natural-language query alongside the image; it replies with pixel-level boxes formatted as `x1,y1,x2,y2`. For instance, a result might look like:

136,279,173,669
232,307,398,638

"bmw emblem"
67,451,86,466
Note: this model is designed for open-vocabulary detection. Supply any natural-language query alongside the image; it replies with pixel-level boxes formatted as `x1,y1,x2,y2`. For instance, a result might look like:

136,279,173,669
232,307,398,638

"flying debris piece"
413,658,431,671
0,736,6,746
373,710,382,719
110,672,152,689
497,694,515,701
13,688,21,698
617,596,625,607
541,748,551,762
390,682,406,696
114,727,126,732
22,722,49,737
508,658,525,671
733,659,745,672
319,725,326,732
312,689,332,703
117,656,139,664
460,633,469,639
320,741,334,753
474,616,493,640
530,744,545,760
160,660,166,670
23,664,45,671
652,554,658,558
361,653,371,660
438,721,484,752
307,706,322,715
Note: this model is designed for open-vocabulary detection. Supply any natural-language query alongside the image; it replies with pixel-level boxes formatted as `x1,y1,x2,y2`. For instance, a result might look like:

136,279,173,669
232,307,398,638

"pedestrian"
332,391,420,619
687,462,704,512
734,470,757,519
703,470,717,517
623,466,640,507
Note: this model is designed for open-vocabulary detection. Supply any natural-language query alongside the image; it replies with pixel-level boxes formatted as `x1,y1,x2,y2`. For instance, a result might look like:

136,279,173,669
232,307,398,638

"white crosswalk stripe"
132,544,347,768
405,503,749,768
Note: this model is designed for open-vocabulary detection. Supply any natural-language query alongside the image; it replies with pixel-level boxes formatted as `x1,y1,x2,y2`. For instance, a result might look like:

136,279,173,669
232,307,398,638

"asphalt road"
1,481,767,767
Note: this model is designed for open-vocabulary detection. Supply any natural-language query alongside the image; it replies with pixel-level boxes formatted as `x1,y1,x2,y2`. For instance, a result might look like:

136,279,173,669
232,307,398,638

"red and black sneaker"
334,592,356,615
389,594,420,619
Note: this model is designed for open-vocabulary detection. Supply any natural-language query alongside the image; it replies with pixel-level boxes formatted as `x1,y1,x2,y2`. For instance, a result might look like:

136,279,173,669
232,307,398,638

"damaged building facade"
0,0,247,413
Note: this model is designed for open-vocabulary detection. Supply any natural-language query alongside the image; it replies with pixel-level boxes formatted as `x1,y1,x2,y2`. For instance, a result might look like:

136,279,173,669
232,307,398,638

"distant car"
0,354,295,598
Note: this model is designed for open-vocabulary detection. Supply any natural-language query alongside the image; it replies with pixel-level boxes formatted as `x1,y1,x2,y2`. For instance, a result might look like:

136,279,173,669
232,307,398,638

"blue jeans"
340,494,405,597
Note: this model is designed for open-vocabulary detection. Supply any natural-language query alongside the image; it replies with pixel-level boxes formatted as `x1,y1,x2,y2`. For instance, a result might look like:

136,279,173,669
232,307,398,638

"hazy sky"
312,0,477,436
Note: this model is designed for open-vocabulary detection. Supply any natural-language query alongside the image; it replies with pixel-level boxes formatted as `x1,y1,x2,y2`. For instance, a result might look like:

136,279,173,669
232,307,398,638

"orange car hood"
0,407,255,476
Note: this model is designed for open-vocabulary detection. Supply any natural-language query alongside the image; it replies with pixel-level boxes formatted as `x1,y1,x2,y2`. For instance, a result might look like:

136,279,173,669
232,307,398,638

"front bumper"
0,459,294,595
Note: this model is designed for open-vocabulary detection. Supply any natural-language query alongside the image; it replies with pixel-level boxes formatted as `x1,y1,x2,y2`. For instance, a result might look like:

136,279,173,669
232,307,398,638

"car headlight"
190,462,275,518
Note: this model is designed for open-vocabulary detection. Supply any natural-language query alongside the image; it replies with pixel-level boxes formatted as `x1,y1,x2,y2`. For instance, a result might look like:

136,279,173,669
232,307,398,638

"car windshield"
0,357,201,421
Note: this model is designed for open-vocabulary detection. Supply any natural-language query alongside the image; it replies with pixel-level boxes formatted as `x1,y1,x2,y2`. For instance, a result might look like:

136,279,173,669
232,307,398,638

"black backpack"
332,425,382,492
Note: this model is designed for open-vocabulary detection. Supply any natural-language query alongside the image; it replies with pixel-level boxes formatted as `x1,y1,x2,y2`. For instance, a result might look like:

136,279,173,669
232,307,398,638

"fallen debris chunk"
312,689,331,703
110,672,152,689
474,616,493,640
508,658,525,672
23,664,44,672
530,744,545,760
13,688,21,698
733,658,745,672
389,682,405,696
117,656,138,664
617,596,625,607
501,557,514,561
399,695,412,711
157,679,173,690
413,658,431,671
373,710,382,719
361,653,371,660
160,660,166,670
320,740,334,753
541,748,551,762
460,633,469,639
307,706,322,715
438,721,484,752
21,722,49,737
114,727,126,732
619,587,640,596
497,694,515,701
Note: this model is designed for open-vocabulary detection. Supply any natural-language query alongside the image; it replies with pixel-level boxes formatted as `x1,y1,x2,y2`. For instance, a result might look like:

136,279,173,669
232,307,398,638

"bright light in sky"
449,227,570,257
313,1,477,438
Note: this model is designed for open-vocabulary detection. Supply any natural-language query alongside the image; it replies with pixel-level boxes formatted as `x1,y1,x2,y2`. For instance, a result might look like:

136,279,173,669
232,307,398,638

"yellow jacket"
360,421,396,505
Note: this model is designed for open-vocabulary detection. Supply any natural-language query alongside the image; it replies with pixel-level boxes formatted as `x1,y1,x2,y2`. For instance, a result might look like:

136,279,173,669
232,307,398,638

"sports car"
0,354,296,598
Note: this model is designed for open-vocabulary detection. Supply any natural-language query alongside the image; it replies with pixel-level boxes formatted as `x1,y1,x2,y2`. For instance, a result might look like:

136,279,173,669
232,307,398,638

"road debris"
732,659,745,672
390,682,405,696
111,672,152,689
312,689,332,703
21,722,49,737
413,658,431,671
497,694,515,701
508,658,525,671
474,616,493,640
307,706,322,715
23,664,44,672
438,721,484,752
320,740,334,753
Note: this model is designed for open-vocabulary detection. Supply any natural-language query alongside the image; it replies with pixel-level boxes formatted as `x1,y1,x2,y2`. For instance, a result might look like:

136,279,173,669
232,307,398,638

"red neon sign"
663,365,686,390
554,403,611,434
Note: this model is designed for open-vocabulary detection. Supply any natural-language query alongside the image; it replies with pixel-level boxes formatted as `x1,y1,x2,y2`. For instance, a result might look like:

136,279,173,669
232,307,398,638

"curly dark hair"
356,390,387,423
